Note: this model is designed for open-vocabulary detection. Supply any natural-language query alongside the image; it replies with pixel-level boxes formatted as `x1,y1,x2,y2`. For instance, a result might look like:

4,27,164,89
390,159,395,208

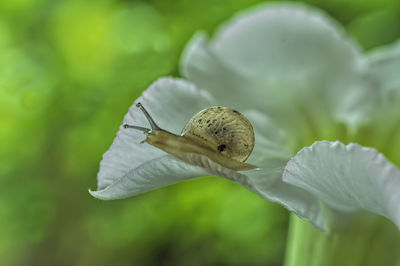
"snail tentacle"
136,102,161,131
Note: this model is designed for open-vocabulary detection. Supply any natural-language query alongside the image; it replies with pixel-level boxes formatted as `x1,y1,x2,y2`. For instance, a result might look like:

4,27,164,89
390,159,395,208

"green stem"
284,213,400,266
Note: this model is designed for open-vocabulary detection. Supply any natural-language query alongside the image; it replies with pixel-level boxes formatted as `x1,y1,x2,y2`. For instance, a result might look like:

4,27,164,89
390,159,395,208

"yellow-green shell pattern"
181,106,255,163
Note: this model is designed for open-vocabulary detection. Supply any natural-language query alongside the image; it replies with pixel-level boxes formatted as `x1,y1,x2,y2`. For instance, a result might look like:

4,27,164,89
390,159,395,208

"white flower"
90,3,400,231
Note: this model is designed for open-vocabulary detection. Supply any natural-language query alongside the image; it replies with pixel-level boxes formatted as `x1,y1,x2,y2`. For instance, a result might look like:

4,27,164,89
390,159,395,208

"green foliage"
0,0,399,265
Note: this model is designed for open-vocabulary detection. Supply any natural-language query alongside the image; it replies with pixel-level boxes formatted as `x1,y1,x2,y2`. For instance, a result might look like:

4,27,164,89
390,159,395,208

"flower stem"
284,213,400,266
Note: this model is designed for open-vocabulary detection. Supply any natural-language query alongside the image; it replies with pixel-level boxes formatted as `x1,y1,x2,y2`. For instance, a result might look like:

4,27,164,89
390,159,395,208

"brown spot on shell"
218,144,226,151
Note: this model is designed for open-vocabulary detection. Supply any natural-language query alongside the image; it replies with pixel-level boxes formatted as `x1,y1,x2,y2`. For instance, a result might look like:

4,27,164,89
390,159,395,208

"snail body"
124,103,257,171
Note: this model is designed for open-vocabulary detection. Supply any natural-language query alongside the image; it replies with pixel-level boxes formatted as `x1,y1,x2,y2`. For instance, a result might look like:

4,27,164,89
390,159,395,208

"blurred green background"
1,0,400,265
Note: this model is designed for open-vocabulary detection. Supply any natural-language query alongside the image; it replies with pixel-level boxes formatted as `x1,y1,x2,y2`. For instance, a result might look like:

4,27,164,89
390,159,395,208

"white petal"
93,77,215,192
361,39,400,165
368,39,400,109
181,32,320,140
166,151,328,231
181,33,292,112
89,155,209,200
243,109,296,163
283,141,400,229
182,2,363,95
182,3,374,133
246,162,327,230
211,3,362,81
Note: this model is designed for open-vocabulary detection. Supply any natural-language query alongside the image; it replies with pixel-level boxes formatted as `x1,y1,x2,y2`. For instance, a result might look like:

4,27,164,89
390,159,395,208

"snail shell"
124,103,257,171
181,106,255,162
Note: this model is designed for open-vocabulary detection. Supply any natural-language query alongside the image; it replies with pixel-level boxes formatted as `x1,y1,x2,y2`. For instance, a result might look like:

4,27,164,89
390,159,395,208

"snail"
123,103,257,171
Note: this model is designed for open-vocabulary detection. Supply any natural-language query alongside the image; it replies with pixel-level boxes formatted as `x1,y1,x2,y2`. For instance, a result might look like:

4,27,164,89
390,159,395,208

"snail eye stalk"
135,102,161,131
123,102,161,134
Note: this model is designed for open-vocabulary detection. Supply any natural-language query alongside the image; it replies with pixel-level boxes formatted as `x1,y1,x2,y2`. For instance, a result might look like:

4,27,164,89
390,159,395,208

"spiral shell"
181,106,255,162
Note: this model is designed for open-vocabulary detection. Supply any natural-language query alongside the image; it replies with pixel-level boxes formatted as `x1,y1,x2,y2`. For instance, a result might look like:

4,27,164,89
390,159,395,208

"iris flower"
90,2,400,241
